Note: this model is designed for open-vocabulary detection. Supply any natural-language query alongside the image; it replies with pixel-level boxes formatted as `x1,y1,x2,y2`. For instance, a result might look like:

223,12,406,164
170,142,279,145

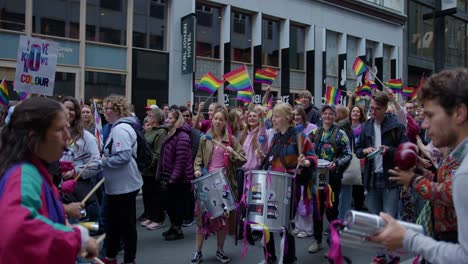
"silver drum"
192,169,236,219
316,159,330,190
245,170,294,232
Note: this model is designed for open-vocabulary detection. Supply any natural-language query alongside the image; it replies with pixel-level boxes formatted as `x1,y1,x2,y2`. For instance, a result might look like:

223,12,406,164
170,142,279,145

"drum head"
318,159,331,168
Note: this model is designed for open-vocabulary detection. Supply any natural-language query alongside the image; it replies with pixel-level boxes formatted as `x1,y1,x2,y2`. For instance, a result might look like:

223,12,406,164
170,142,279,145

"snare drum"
316,159,331,190
245,170,294,232
192,169,236,219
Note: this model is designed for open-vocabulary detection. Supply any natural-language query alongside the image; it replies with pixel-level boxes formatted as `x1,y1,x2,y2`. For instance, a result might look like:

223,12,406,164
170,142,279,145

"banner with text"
181,14,196,74
14,36,58,96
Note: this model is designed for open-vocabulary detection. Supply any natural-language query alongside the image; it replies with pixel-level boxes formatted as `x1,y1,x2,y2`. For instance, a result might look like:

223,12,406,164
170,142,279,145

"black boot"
165,226,184,241
162,226,176,237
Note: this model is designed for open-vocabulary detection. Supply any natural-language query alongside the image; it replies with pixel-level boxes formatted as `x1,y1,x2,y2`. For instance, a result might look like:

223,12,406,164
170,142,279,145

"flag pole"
203,92,216,104
365,68,386,89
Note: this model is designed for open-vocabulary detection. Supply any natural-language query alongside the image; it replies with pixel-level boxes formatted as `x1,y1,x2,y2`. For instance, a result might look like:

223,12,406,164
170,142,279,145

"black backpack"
114,121,153,171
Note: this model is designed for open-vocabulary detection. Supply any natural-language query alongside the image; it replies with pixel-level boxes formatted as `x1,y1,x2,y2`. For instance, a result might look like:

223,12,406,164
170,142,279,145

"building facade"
0,0,405,116
407,0,468,85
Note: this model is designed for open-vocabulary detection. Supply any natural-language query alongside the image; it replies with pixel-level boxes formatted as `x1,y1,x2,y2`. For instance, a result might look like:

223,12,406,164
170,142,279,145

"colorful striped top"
0,157,85,263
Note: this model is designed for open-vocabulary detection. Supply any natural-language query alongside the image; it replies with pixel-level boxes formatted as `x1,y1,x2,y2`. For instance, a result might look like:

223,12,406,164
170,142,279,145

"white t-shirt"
373,122,383,173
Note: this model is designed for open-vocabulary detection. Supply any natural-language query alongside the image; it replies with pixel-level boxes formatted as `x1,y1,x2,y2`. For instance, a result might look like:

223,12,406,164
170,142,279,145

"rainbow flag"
0,78,9,106
365,79,378,90
356,84,372,97
93,100,103,150
254,68,278,85
266,96,273,110
385,79,403,93
294,98,302,105
196,72,224,94
236,90,253,102
16,91,29,101
411,74,424,100
324,85,341,105
223,65,253,91
402,86,414,97
352,57,368,76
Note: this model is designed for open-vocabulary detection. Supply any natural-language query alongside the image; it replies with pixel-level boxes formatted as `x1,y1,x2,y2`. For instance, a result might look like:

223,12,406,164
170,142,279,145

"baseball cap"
321,104,336,113
145,104,159,110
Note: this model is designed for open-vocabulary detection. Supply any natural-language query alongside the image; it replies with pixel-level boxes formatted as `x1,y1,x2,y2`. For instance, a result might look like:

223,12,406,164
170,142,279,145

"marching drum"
245,170,294,232
192,169,236,219
316,159,331,190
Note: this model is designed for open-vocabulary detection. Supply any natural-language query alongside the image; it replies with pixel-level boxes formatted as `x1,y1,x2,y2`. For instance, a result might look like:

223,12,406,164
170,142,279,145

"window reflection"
196,4,221,59
262,19,279,67
445,16,466,66
86,0,127,46
32,0,81,40
0,0,25,31
290,25,305,70
408,1,433,60
133,0,167,50
231,11,252,63
85,71,126,102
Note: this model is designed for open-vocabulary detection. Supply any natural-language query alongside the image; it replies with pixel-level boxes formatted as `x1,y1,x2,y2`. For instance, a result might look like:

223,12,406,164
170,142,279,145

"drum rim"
191,168,225,183
246,170,295,178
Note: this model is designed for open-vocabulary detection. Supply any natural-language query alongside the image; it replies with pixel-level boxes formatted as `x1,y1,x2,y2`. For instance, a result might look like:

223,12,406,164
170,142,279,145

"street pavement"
106,195,414,264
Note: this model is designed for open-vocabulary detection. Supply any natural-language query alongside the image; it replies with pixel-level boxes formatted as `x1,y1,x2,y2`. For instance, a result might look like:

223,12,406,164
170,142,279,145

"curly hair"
0,98,65,177
103,95,132,118
62,96,84,145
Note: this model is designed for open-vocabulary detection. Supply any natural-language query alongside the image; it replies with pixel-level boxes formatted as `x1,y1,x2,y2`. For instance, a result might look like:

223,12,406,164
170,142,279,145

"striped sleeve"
0,164,84,263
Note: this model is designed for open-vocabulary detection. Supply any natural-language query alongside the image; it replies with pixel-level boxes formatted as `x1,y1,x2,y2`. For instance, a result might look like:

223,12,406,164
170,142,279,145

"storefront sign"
14,36,58,96
181,14,196,74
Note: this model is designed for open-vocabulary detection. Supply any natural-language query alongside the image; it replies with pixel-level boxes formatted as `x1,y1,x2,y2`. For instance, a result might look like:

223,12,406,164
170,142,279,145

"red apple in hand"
395,148,417,170
397,142,418,153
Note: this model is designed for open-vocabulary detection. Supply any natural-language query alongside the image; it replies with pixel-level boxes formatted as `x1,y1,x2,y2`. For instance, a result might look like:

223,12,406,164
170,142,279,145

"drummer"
307,104,352,255
257,103,317,264
191,107,246,264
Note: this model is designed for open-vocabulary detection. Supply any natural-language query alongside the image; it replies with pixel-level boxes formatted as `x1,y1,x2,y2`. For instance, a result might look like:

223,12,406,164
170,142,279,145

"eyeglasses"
183,114,191,118
369,106,384,112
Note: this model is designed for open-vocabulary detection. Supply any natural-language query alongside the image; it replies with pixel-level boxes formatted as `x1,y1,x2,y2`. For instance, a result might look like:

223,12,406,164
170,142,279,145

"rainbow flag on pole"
93,100,103,150
196,72,224,94
254,68,278,85
402,86,414,97
236,90,253,102
411,74,424,100
0,78,9,106
223,65,253,91
356,84,372,97
16,91,29,101
385,79,403,93
352,57,368,77
324,85,341,105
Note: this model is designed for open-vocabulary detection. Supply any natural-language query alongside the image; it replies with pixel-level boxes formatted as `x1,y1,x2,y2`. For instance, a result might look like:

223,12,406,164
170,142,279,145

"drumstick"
75,155,97,181
205,134,247,160
81,234,106,259
81,178,105,204
93,258,105,264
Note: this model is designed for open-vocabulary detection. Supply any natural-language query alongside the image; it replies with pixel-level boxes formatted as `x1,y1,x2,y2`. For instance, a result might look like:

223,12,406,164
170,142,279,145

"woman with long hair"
159,109,193,240
293,105,317,136
81,104,95,135
61,97,102,224
190,107,246,264
349,105,368,212
101,95,143,264
256,103,317,264
0,97,98,263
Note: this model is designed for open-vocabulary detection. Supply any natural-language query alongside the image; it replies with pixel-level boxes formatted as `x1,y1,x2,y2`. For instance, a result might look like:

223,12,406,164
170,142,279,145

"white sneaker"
308,240,322,253
297,231,308,238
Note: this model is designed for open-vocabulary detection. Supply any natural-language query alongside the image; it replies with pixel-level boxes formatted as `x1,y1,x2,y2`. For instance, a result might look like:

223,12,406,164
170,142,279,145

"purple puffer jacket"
160,123,194,184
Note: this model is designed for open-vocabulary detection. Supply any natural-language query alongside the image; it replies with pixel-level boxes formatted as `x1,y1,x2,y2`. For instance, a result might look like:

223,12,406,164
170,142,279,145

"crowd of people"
0,68,467,264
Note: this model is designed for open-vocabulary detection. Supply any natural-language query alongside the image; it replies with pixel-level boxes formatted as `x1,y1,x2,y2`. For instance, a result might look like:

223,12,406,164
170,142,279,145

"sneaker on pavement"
190,251,202,264
183,218,195,227
216,250,231,263
162,227,175,237
258,258,277,264
165,230,184,241
146,222,165,230
140,219,151,227
296,231,308,238
308,240,322,253
371,256,387,264
100,257,117,264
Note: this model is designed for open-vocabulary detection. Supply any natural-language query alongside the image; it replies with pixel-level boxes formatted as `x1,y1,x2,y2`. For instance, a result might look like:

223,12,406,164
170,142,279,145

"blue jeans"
365,187,400,217
338,185,353,220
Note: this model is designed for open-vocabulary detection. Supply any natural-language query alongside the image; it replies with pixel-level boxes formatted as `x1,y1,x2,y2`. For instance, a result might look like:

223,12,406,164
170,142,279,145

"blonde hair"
211,107,229,139
168,110,184,136
81,104,95,128
272,103,294,126
103,95,131,118
240,105,263,145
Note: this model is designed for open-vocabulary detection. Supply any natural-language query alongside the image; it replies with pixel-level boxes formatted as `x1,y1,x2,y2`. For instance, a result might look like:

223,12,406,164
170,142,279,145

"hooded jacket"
159,123,194,184
355,113,408,189
141,126,168,177
102,116,143,195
